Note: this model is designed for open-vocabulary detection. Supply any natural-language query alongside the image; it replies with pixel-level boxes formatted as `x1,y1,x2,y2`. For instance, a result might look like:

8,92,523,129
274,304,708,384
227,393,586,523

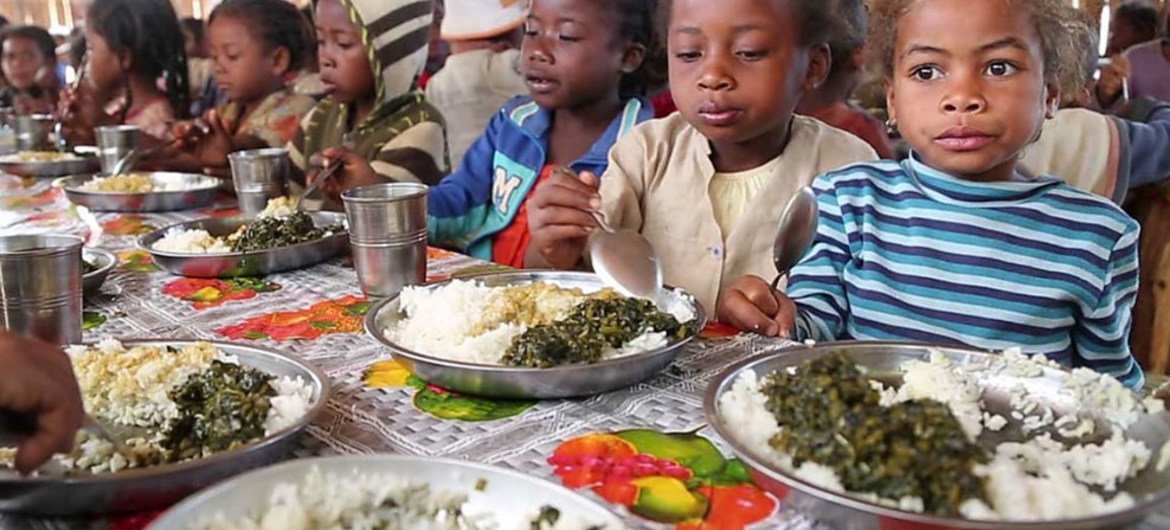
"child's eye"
910,65,941,81
735,50,767,61
674,51,701,62
558,34,582,42
985,61,1018,77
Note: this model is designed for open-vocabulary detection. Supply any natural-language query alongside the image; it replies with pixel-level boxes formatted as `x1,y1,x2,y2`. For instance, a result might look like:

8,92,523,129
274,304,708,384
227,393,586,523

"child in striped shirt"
717,0,1144,388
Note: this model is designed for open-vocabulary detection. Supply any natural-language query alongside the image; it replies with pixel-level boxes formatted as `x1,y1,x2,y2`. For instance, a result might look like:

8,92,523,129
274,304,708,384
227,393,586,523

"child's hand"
56,85,111,146
0,330,84,474
309,147,383,203
1097,56,1131,106
178,110,234,170
716,275,797,338
527,169,601,269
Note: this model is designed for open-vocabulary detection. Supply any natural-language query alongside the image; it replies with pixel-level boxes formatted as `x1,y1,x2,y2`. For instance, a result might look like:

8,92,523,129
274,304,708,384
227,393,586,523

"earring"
885,118,898,135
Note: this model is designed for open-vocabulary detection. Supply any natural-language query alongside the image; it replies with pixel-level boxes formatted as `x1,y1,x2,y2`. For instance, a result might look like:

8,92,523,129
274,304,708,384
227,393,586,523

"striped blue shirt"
788,156,1143,388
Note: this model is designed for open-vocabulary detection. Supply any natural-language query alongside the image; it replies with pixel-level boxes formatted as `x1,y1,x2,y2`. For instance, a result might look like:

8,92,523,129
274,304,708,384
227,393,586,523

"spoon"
297,132,354,210
53,52,88,153
108,143,169,176
0,409,129,463
768,186,819,292
549,166,662,299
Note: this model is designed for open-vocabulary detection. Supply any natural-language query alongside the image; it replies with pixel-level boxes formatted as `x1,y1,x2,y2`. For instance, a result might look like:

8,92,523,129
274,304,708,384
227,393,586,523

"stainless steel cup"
342,183,428,298
14,114,55,151
0,235,84,345
229,148,289,216
95,125,140,174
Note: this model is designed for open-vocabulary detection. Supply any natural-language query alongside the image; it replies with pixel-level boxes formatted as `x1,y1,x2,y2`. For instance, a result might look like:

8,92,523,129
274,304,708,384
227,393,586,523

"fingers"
0,332,85,474
16,398,81,475
717,276,783,336
530,170,601,213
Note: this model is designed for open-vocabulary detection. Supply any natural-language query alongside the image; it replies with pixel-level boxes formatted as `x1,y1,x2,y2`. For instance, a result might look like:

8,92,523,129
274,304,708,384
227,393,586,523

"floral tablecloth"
1,178,1168,530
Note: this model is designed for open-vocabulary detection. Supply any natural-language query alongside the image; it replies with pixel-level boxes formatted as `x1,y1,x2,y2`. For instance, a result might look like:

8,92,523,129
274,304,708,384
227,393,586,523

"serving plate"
59,172,221,212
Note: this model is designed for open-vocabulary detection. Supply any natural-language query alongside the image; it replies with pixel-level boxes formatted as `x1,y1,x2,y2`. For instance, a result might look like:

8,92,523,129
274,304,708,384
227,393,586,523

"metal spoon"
769,186,819,292
589,209,663,300
297,132,354,210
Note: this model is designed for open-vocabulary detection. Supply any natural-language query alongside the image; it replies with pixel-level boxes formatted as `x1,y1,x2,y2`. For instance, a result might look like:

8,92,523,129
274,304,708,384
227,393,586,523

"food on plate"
77,173,215,193
386,280,698,367
3,151,81,162
0,339,312,475
191,466,606,530
82,256,98,275
718,349,1166,521
151,199,340,254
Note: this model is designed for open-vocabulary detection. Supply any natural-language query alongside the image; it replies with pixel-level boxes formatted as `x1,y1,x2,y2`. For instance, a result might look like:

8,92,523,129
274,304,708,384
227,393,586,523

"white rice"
718,350,1158,522
152,228,233,254
193,467,605,530
386,280,689,366
79,173,214,193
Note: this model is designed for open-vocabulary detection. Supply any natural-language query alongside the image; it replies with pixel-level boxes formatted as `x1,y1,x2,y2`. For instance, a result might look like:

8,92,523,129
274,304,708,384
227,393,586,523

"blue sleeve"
787,173,852,341
1072,225,1144,390
426,109,505,250
1115,98,1170,190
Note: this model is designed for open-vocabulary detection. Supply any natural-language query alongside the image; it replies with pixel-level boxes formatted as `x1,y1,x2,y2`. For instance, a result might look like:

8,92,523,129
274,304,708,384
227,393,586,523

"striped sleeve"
371,121,447,185
788,172,852,341
1073,226,1143,389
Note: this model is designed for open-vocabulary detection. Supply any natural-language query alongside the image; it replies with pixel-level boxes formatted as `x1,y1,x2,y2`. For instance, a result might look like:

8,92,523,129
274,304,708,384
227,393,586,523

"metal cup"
95,125,140,174
342,183,428,298
229,148,290,216
0,235,84,345
14,114,55,151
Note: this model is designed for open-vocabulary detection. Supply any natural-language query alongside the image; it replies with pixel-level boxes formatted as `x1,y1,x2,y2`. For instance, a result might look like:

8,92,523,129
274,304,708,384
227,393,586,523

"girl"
0,26,59,115
525,0,878,311
172,0,316,171
718,0,1144,388
60,0,188,144
424,0,661,266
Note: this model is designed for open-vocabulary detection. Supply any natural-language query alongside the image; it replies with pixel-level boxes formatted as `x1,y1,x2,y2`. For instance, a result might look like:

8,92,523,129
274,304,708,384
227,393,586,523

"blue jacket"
1114,97,1170,193
428,96,653,260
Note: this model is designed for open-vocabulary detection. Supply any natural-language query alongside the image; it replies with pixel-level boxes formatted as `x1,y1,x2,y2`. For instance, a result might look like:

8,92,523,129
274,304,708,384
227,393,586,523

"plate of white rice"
705,341,1170,530
146,455,623,530
0,339,330,517
58,172,221,212
365,271,706,399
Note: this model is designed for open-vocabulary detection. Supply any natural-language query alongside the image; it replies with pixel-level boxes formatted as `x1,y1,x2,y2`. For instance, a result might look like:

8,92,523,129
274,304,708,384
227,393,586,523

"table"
1,179,1168,530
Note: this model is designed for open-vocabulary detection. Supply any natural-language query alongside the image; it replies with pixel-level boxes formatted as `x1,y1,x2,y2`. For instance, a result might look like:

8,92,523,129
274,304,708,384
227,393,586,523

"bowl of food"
58,172,221,212
138,201,348,277
82,248,117,297
0,151,99,178
146,455,623,530
365,271,705,399
0,339,330,516
705,341,1170,530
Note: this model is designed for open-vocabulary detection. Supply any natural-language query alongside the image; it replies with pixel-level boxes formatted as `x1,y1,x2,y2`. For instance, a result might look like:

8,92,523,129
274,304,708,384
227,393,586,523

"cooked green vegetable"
82,258,97,274
502,297,693,368
161,361,275,461
762,353,987,515
229,212,337,252
531,506,560,529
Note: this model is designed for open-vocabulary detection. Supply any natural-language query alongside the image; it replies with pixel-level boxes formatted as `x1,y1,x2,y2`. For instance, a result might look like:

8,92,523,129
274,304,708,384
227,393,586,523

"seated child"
718,0,1144,389
795,0,894,158
0,25,59,115
298,0,448,206
425,0,530,167
526,0,878,312
425,0,662,267
60,0,189,144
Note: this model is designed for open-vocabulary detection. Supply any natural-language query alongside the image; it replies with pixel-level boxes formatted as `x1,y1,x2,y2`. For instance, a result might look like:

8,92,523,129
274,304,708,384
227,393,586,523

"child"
794,0,893,158
525,0,878,311
0,25,59,115
60,0,188,144
1119,8,1170,104
426,0,661,267
1107,2,1159,56
295,0,447,201
718,0,1144,388
425,0,529,167
171,0,316,171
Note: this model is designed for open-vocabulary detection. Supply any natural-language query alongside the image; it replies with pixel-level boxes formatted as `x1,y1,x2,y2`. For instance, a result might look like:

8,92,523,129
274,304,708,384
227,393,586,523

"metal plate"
704,341,1170,530
146,455,623,530
137,212,349,278
82,248,116,297
0,153,99,178
0,340,331,517
59,173,221,212
365,271,706,399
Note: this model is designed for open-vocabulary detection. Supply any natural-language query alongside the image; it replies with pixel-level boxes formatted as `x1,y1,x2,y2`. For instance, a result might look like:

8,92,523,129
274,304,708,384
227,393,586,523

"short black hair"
602,0,667,98
209,0,313,73
1116,3,1159,40
825,0,867,80
181,17,205,45
87,0,190,119
0,25,58,65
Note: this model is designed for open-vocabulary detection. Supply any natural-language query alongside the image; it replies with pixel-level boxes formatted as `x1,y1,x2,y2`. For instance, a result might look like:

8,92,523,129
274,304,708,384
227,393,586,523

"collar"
508,97,651,162
904,152,1062,206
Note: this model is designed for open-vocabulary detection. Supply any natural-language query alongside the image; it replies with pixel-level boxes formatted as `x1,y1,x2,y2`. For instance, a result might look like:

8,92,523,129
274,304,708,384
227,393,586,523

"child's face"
84,27,123,93
315,0,376,105
886,0,1057,182
667,0,824,150
1,37,47,90
209,15,288,104
520,0,640,111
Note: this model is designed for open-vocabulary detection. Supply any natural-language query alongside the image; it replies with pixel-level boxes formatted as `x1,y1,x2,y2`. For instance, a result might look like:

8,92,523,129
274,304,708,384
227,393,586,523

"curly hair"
599,0,667,98
209,0,314,73
88,0,190,120
869,0,1086,93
